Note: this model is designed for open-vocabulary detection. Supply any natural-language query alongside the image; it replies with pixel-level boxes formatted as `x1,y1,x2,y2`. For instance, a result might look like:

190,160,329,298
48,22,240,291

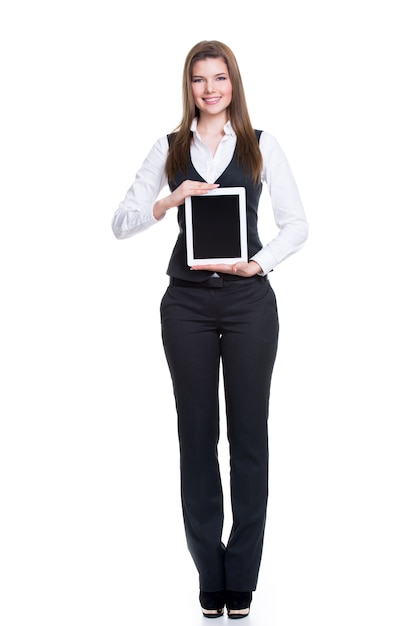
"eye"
192,78,204,83
216,76,227,81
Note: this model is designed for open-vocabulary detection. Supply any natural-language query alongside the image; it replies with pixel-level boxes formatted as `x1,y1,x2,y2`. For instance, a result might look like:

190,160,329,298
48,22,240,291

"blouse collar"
191,117,235,138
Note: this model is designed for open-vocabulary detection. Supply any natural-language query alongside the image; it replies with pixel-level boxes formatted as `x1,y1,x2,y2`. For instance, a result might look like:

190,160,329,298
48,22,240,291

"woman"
112,40,308,619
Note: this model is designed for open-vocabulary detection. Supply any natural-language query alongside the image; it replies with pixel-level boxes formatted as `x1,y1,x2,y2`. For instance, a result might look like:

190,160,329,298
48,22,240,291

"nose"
204,80,215,93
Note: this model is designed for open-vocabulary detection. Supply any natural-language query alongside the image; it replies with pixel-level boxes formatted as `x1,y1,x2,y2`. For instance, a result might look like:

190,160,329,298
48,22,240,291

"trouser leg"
220,280,279,591
160,286,225,591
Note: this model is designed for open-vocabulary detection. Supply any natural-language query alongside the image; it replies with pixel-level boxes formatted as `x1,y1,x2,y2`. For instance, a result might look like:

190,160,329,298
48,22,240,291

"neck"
196,116,228,157
197,113,228,136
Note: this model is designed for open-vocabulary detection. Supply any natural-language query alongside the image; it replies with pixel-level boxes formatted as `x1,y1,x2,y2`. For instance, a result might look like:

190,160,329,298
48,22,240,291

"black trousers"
160,275,279,592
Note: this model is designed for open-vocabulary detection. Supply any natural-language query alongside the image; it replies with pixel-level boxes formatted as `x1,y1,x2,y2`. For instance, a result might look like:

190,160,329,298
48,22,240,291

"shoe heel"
226,590,252,620
200,590,226,619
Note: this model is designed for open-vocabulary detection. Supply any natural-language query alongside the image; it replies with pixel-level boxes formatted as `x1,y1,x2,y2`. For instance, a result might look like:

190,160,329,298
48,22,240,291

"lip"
203,97,221,104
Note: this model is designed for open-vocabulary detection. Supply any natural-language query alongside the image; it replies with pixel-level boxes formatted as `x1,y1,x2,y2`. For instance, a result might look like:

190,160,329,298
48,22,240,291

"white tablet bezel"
185,186,247,266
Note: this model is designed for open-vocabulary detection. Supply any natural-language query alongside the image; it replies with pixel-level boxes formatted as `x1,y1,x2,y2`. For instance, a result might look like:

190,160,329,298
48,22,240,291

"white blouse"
112,119,308,275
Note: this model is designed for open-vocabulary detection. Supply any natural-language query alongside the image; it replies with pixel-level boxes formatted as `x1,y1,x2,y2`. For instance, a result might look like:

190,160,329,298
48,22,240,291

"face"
191,57,233,120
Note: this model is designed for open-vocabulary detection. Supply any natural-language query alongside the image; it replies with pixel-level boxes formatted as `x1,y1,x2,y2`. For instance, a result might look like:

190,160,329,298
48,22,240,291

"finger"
189,188,217,195
193,182,219,189
188,182,220,193
190,264,234,272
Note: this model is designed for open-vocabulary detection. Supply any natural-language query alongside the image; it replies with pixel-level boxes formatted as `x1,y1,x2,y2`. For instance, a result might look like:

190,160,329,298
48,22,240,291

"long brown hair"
165,40,263,184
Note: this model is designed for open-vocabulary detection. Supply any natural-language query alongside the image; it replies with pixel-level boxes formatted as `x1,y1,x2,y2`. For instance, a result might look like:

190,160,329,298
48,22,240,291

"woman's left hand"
190,260,262,277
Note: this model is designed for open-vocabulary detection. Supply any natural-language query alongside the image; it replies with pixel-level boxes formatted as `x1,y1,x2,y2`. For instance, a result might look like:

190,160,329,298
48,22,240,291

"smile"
203,97,221,104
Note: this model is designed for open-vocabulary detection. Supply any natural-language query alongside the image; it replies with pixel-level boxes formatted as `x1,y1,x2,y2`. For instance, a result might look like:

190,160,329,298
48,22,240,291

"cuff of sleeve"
250,249,277,276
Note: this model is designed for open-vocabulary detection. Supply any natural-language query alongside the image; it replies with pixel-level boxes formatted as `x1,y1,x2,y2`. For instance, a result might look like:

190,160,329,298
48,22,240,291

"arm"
251,132,309,274
111,136,169,239
191,132,308,277
112,136,219,239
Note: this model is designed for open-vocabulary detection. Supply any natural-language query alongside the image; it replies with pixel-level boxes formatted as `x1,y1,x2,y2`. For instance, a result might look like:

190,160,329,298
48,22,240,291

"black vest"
166,130,263,282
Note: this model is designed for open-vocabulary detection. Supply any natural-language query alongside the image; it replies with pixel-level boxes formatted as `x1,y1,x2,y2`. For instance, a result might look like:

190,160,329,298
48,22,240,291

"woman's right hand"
153,180,219,220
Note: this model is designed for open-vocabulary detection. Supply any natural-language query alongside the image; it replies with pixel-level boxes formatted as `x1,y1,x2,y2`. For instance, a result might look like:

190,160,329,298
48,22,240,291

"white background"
1,1,417,625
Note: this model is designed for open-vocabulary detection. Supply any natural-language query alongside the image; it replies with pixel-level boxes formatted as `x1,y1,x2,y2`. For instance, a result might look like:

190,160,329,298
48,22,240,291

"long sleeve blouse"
112,119,308,275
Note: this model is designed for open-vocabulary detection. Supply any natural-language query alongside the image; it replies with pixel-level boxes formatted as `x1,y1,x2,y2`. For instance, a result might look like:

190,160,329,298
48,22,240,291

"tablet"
185,187,247,266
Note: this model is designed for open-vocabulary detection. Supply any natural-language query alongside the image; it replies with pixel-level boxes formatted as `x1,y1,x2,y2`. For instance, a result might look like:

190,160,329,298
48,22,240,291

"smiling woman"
111,39,308,620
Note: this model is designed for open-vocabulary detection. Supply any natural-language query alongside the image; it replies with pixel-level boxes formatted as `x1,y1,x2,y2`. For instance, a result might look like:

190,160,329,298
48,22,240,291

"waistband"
169,275,267,288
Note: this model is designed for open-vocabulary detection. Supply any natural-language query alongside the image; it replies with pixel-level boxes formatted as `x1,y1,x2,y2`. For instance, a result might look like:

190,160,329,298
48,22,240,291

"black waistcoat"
166,130,263,282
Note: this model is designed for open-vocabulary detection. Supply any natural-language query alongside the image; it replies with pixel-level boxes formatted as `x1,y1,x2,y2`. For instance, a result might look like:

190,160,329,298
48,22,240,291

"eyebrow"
192,72,228,79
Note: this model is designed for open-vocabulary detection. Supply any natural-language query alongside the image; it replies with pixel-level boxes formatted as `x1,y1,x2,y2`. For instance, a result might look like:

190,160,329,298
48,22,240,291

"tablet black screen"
191,194,242,259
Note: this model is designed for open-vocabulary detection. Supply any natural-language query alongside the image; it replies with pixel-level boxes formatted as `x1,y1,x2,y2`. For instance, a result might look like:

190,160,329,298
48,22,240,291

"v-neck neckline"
189,145,237,184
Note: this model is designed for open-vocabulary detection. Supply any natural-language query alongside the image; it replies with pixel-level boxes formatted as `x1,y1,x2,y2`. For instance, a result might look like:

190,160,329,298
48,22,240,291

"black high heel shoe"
199,590,226,619
226,590,252,619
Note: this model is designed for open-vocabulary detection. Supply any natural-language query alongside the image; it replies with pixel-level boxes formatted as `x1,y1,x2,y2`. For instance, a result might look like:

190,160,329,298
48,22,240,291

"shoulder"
139,135,169,170
258,130,286,160
167,130,193,145
147,134,169,158
253,129,284,155
155,134,170,148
